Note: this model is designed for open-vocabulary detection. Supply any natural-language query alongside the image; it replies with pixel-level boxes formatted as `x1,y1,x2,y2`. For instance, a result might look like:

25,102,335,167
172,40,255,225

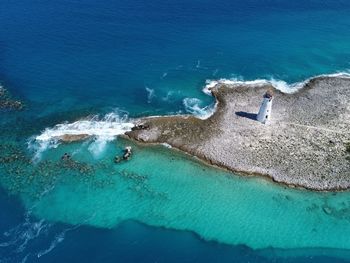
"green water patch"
1,138,350,250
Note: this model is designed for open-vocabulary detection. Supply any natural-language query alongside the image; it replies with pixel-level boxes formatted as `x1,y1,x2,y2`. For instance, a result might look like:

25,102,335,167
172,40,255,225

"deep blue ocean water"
1,0,350,262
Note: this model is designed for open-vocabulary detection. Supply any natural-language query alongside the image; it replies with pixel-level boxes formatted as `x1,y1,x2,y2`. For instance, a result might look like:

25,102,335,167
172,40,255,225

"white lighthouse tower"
257,89,273,124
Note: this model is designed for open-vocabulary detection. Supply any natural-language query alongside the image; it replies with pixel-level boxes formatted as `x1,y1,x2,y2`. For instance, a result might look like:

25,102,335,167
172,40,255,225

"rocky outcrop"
126,76,350,191
58,134,91,142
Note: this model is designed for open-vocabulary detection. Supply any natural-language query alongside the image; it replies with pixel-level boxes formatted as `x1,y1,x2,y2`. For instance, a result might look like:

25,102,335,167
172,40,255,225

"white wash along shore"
126,76,350,191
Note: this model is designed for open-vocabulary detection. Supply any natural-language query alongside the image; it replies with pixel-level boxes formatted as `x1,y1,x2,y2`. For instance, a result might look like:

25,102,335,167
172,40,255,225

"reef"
126,76,350,191
0,86,24,110
0,143,116,200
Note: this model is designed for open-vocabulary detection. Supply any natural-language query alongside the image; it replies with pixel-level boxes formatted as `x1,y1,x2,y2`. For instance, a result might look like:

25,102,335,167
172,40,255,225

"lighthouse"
257,89,273,124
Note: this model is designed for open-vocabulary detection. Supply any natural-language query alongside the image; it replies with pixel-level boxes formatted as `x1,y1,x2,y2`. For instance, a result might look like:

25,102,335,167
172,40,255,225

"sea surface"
1,0,350,262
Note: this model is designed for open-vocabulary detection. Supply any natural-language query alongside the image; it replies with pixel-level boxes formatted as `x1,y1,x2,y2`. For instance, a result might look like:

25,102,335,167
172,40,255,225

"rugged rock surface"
126,76,350,190
58,134,91,142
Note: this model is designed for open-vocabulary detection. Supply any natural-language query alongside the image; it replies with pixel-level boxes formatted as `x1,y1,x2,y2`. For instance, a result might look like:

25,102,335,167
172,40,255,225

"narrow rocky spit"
126,76,350,191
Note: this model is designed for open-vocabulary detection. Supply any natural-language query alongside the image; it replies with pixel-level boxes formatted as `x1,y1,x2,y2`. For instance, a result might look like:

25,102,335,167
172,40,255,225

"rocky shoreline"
126,76,350,191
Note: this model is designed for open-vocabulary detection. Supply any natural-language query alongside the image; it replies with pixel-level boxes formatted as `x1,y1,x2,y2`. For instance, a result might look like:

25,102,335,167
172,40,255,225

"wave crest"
183,98,215,120
203,72,350,95
29,112,134,159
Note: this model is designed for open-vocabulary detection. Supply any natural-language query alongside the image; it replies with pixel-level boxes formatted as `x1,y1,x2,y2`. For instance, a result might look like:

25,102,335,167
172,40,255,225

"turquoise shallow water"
1,0,350,261
1,137,350,253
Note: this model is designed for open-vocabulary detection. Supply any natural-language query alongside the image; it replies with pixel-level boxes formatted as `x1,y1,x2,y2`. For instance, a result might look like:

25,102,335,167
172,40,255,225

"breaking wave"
203,72,350,96
29,112,134,159
183,98,216,120
26,72,350,152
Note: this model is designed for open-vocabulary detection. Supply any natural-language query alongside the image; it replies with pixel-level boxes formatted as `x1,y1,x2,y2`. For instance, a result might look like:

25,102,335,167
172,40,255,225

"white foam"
0,215,51,255
27,138,59,162
36,223,82,259
16,219,50,253
145,86,155,103
268,78,305,93
322,72,350,78
203,71,350,95
212,68,219,76
37,232,65,258
31,112,134,159
162,90,174,102
204,78,271,95
36,112,133,142
88,136,110,158
183,98,215,120
162,143,172,148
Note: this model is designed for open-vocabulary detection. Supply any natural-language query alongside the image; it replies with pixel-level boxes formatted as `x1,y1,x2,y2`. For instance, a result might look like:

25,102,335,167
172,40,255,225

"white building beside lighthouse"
257,90,273,124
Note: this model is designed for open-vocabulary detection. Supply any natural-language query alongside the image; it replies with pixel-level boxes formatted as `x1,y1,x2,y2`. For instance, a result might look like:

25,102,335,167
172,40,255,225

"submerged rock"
0,86,24,110
114,146,133,163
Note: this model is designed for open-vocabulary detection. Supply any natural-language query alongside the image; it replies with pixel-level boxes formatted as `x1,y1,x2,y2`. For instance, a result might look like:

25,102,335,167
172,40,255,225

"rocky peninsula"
126,76,350,191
